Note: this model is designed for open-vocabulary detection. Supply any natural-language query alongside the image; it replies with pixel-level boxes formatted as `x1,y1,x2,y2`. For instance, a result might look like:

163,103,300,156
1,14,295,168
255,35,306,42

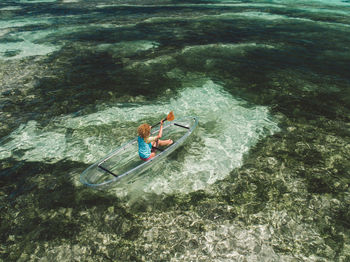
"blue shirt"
138,136,153,159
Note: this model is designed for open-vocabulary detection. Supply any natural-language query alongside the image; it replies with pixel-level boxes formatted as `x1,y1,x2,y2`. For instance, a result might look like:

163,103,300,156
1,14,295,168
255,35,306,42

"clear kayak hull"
80,116,198,189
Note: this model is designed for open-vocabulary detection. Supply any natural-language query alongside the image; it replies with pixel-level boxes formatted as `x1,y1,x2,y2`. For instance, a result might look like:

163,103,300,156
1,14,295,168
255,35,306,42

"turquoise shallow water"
0,0,350,261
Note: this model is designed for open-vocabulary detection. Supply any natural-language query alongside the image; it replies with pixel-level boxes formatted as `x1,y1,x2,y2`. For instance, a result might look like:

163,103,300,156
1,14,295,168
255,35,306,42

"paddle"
151,111,175,128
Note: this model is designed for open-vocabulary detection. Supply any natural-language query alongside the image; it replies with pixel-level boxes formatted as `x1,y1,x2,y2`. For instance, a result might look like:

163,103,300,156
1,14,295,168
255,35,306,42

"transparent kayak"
80,116,198,189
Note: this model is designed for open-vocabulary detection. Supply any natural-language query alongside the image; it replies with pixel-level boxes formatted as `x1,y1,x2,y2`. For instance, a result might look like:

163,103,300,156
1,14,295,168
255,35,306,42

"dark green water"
0,0,349,261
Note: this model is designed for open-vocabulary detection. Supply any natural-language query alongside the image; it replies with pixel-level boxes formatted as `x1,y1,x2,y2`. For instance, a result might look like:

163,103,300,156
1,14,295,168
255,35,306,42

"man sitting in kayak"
137,120,173,161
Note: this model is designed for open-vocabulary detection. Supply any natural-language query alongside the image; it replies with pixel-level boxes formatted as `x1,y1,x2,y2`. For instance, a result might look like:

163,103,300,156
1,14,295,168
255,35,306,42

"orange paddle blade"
166,111,175,121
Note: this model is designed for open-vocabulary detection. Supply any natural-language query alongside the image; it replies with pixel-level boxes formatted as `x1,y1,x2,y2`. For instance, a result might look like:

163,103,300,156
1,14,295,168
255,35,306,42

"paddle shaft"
151,111,174,128
151,117,167,128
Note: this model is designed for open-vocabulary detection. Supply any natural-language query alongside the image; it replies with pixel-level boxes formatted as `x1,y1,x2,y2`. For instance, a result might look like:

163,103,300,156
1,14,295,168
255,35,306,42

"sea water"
0,0,349,261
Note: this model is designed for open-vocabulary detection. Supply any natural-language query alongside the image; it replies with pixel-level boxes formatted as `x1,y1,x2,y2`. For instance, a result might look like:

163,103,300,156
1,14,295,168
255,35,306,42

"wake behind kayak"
80,116,198,189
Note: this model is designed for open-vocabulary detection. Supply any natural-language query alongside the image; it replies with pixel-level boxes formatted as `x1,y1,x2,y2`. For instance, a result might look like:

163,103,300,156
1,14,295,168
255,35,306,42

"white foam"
96,3,285,9
0,29,10,37
232,11,288,20
142,11,288,23
182,42,276,54
0,30,58,60
0,79,279,195
0,17,52,30
0,6,22,11
96,41,159,57
18,0,57,3
271,0,350,6
0,18,151,60
142,8,349,26
0,24,91,60
0,121,66,162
